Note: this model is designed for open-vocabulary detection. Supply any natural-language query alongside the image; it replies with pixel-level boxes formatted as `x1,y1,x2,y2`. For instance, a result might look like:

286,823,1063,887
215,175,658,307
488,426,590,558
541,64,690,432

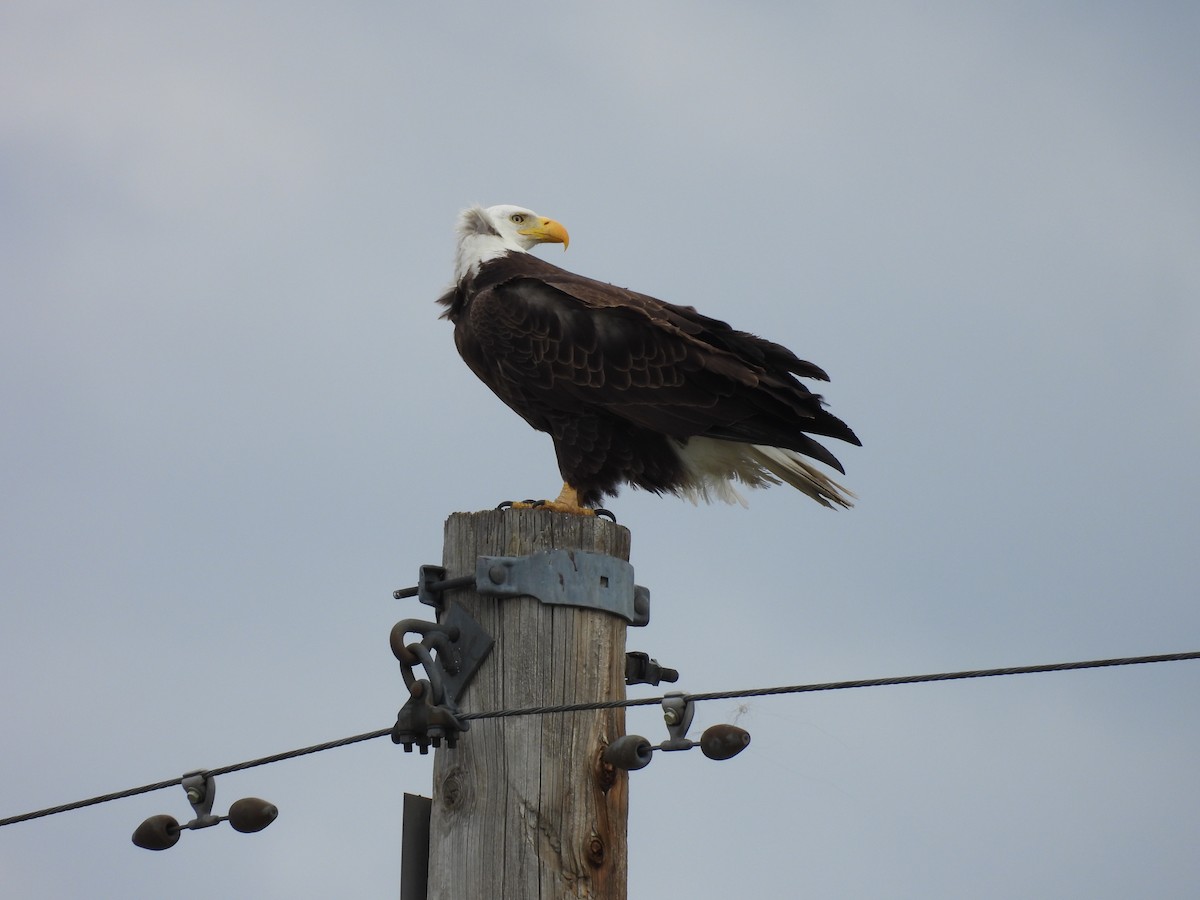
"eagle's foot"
497,484,616,521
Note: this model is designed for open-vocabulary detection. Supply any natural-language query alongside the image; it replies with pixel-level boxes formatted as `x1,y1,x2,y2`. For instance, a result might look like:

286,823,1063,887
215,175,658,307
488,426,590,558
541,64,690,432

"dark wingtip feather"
801,437,848,474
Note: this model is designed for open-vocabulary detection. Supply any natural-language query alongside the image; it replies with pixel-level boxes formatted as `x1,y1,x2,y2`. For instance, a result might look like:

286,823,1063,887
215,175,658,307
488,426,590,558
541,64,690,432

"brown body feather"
438,252,859,507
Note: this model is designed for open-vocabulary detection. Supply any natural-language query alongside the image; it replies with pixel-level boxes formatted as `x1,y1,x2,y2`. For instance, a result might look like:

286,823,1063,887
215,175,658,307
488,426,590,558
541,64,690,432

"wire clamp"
602,692,751,772
131,771,277,850
390,603,493,753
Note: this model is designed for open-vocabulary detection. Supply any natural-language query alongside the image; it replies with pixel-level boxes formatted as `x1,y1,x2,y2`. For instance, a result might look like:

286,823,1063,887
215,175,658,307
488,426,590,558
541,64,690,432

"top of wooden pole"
443,508,632,565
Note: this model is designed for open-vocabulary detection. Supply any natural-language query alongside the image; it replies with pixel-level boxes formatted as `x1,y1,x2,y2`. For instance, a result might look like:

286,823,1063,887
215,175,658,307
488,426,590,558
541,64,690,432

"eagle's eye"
510,214,526,224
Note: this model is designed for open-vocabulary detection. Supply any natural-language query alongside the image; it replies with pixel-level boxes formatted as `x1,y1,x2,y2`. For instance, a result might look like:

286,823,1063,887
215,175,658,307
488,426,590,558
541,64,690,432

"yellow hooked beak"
519,217,570,250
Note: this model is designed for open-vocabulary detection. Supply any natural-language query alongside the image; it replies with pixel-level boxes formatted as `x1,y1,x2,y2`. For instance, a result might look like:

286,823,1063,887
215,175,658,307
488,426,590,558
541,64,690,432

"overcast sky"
2,2,1199,897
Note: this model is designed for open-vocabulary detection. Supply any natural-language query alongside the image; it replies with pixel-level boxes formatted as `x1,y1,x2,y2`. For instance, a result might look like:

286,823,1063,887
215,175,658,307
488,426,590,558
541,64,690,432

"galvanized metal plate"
474,550,649,626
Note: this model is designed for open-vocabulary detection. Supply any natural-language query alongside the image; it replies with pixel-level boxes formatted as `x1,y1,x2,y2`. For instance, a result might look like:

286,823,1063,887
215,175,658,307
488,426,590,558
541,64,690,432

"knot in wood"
597,752,618,794
587,833,605,868
440,769,466,810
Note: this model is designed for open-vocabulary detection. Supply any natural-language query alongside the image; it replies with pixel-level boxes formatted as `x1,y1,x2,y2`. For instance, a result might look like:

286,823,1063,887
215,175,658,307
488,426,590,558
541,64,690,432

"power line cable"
462,650,1200,720
0,729,394,828
3,649,1197,829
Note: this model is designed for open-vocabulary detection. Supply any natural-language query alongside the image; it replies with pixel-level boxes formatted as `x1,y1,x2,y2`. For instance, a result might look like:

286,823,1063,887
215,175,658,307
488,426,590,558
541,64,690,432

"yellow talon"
508,483,596,516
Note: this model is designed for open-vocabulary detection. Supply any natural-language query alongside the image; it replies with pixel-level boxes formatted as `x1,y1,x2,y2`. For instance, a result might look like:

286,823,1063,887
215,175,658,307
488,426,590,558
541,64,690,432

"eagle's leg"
507,483,595,516
547,482,591,514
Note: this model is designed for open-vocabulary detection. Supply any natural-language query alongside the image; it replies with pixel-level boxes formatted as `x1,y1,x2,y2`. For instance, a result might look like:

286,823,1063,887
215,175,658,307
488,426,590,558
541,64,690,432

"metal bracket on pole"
394,550,650,626
625,651,679,686
477,551,649,625
390,549,651,752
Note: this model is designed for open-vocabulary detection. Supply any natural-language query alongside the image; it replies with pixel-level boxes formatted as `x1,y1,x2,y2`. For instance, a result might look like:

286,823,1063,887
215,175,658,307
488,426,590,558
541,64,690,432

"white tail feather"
671,437,855,509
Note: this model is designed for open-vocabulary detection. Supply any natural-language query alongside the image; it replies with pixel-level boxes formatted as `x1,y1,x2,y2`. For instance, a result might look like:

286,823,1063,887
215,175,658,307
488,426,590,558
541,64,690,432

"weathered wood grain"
427,509,630,900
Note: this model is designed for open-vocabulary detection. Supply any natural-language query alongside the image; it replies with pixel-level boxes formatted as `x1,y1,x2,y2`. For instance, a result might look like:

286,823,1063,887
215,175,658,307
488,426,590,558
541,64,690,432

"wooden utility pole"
425,509,631,900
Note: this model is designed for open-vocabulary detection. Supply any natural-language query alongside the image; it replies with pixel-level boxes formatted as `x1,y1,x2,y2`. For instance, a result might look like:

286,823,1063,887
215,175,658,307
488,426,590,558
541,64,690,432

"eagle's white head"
454,204,569,282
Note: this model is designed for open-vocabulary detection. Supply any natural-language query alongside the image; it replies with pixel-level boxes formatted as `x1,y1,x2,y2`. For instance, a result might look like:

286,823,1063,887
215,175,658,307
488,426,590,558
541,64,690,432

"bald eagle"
437,204,860,513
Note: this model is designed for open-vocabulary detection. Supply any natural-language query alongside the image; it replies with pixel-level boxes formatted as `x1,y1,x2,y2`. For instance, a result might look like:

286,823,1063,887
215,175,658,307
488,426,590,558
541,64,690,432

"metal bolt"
488,564,507,585
662,708,679,725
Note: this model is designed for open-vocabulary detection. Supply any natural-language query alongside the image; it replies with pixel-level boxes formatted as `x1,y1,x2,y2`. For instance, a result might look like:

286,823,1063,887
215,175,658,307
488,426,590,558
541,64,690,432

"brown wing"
452,254,860,472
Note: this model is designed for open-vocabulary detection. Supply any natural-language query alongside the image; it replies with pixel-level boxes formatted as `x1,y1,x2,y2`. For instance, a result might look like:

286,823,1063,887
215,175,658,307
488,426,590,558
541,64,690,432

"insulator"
132,814,181,851
699,723,751,761
227,797,279,834
602,734,654,771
